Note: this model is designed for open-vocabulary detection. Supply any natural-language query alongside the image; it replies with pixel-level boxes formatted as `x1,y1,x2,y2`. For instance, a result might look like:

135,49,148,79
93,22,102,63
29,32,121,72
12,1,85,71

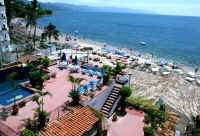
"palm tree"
68,75,76,91
32,90,51,128
68,75,85,105
68,75,85,91
42,23,60,43
26,0,52,49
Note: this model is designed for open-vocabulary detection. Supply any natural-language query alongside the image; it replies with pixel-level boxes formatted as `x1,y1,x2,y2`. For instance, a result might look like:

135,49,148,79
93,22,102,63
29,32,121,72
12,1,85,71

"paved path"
108,108,145,136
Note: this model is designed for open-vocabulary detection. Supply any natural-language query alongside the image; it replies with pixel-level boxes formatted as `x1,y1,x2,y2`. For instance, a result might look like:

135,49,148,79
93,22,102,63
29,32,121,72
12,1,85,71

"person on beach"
195,68,199,73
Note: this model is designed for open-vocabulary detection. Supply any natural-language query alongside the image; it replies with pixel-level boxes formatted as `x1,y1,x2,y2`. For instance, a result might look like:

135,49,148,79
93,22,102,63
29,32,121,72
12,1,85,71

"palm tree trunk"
33,25,37,49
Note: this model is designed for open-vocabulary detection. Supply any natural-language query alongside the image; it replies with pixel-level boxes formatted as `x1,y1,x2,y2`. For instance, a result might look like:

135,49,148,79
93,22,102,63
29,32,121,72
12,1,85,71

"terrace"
0,64,109,135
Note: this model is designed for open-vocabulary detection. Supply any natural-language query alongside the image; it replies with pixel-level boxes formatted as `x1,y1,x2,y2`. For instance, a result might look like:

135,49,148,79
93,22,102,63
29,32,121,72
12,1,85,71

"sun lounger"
82,65,91,74
89,66,99,76
97,70,106,78
78,87,86,94
185,77,195,82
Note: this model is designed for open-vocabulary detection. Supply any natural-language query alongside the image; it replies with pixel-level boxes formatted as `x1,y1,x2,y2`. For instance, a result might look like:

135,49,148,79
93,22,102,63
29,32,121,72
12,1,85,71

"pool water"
0,79,33,106
0,88,33,106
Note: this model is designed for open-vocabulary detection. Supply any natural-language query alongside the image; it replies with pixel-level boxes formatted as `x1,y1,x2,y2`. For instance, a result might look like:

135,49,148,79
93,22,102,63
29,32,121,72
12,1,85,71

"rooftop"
39,106,99,136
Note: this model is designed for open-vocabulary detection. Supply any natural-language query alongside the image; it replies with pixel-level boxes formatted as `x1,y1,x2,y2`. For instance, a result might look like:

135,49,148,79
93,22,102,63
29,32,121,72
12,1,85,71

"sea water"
38,10,200,68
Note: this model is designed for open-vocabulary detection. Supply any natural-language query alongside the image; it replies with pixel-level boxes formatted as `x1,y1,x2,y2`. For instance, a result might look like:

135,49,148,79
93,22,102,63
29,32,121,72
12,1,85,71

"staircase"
100,85,121,118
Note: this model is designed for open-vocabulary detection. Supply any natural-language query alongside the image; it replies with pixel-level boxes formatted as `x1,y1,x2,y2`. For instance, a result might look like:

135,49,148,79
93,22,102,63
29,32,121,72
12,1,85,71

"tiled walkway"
108,108,145,136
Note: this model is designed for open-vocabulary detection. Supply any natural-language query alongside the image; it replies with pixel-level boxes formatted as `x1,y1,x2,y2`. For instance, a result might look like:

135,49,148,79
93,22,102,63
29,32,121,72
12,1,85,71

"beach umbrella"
74,55,78,65
90,80,97,84
61,53,66,62
84,84,92,88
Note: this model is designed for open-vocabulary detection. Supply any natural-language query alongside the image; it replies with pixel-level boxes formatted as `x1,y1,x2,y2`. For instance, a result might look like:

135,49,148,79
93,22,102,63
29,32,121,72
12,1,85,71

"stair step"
105,102,113,106
109,95,118,99
104,104,112,108
102,107,110,111
106,99,115,103
108,97,116,101
111,92,119,95
101,110,109,114
114,86,121,89
113,90,119,93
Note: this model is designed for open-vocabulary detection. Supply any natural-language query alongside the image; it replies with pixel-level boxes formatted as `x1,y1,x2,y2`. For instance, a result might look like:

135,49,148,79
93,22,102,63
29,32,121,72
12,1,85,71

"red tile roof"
39,106,99,136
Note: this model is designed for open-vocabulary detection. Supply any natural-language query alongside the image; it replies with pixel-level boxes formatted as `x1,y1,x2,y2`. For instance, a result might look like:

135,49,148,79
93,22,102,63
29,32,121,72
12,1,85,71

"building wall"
0,0,11,64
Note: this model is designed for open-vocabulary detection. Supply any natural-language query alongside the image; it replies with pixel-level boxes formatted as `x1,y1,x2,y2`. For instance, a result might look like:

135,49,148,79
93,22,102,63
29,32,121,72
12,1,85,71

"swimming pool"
0,79,33,106
0,88,33,106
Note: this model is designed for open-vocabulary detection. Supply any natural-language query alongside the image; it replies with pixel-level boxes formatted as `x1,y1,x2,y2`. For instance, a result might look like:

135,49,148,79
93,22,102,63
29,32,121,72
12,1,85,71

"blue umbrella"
61,53,66,62
90,80,97,84
84,84,92,88
78,87,86,93
74,55,78,65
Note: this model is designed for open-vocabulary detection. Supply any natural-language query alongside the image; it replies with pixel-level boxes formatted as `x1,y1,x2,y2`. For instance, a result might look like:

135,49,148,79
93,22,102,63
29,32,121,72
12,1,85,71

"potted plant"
19,101,26,108
112,114,118,121
69,90,81,105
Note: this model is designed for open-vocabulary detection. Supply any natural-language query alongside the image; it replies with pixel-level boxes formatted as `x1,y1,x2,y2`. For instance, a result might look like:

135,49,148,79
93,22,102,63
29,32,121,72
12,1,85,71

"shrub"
143,126,155,136
193,128,200,136
103,74,110,85
119,87,132,100
145,107,166,129
69,90,81,105
29,70,44,88
119,87,132,112
27,62,36,69
42,74,50,81
7,72,18,81
41,58,50,68
113,62,123,75
21,128,39,136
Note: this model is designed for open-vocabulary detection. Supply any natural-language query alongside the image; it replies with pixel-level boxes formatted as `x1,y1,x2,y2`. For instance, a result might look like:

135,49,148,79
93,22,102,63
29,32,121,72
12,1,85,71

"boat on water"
140,42,146,46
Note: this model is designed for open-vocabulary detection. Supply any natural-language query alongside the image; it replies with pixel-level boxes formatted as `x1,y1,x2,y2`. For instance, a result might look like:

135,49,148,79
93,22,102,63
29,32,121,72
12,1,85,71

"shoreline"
27,23,199,74
70,37,199,74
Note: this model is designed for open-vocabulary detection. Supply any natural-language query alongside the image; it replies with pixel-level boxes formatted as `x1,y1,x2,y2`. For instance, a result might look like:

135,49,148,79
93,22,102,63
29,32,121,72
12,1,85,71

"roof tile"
39,106,99,136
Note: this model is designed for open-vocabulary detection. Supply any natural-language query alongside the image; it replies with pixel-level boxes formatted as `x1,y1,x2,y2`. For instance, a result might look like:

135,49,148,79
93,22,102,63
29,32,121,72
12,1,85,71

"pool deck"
0,65,108,135
108,108,145,136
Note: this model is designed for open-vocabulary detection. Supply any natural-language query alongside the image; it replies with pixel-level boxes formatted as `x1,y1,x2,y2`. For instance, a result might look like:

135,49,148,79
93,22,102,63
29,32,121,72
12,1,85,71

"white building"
0,0,11,64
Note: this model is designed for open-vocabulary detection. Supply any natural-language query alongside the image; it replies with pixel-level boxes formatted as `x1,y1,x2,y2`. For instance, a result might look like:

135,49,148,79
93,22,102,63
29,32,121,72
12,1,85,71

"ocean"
37,10,200,68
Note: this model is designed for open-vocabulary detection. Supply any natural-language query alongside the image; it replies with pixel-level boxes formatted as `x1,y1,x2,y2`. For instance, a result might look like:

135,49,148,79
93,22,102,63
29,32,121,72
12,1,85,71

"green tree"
32,90,51,128
145,107,166,129
143,126,155,136
26,0,52,49
29,70,44,89
68,75,85,91
113,62,123,76
41,57,50,69
21,128,39,136
119,87,132,112
5,0,27,26
41,23,60,43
